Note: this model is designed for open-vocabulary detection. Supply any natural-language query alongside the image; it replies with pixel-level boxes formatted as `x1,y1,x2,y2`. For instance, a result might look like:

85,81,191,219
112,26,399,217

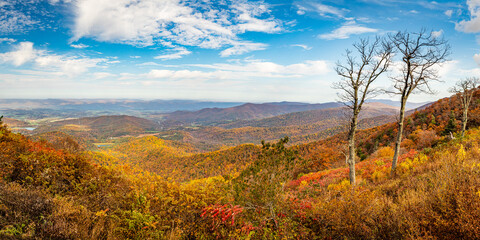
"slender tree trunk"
347,113,358,185
462,108,468,138
392,97,407,174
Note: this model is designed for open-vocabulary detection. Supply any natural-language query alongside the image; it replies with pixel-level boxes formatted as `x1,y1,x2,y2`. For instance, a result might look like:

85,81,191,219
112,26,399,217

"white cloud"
220,42,267,57
0,2,38,34
0,42,37,66
389,59,458,81
137,62,161,66
70,0,280,56
295,1,347,18
435,60,458,78
146,69,218,79
232,2,282,33
432,29,444,38
130,56,141,59
291,44,312,50
0,37,15,43
154,47,191,60
138,59,330,83
70,43,89,49
456,0,480,33
444,9,453,17
319,22,379,40
0,41,107,76
93,72,116,79
190,59,330,77
474,53,480,65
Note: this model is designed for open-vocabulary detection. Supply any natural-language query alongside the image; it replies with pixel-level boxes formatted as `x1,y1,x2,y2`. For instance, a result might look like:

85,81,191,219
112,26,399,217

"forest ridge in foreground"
1,90,480,239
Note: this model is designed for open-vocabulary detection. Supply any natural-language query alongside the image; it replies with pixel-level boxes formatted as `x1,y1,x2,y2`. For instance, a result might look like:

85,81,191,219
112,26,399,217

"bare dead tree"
333,37,393,185
449,77,479,138
389,29,450,174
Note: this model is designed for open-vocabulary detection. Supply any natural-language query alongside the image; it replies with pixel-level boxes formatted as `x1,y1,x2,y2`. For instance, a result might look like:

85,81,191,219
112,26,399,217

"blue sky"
0,0,479,103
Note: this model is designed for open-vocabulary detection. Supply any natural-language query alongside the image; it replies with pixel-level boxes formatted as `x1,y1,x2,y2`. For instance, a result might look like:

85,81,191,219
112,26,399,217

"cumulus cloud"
70,0,280,56
319,22,378,40
0,42,38,66
432,29,444,38
154,47,191,60
456,0,480,33
0,41,107,76
474,53,480,65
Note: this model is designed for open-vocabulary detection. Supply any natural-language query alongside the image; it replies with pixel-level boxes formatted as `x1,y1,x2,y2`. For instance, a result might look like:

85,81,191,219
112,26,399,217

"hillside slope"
33,115,161,140
220,102,397,129
156,104,397,151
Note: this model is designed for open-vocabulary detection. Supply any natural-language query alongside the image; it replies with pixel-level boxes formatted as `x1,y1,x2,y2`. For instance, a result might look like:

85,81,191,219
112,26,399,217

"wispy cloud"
70,0,280,56
0,42,107,76
318,22,378,40
70,43,89,49
93,72,116,79
291,44,312,50
154,47,191,60
220,42,267,57
295,1,348,18
188,59,330,77
0,37,16,43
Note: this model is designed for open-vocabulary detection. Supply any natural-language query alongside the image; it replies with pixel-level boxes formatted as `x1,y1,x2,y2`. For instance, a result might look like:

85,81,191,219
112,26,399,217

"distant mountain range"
0,99,428,115
0,99,242,112
219,102,398,129
162,102,344,126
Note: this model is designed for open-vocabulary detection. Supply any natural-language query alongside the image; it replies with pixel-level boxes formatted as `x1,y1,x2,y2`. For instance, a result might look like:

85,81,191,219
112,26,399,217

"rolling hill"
220,102,398,129
33,115,161,140
155,103,399,150
1,117,30,127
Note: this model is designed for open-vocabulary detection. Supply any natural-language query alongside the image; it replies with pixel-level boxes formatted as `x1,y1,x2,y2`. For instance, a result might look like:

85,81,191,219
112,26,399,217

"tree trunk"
347,113,358,185
462,108,468,138
392,98,407,174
